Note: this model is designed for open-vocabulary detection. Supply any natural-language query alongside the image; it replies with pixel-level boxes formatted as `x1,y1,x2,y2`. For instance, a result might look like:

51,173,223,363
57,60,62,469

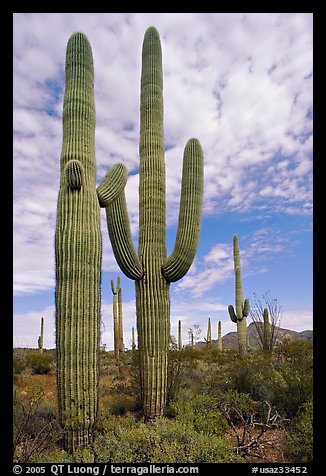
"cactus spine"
55,32,127,451
38,317,44,353
217,320,222,353
178,320,182,351
228,235,250,357
102,27,204,419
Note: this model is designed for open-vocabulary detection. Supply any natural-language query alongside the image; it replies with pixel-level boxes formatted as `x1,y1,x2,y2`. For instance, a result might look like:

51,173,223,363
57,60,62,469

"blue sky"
13,13,313,350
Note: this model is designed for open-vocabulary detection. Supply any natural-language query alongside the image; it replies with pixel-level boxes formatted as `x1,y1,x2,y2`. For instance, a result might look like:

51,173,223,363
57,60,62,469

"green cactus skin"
217,320,222,353
228,235,250,357
118,285,124,353
102,27,204,419
38,317,44,353
178,320,182,351
111,277,121,358
263,308,271,353
55,32,127,452
205,317,212,347
131,326,136,350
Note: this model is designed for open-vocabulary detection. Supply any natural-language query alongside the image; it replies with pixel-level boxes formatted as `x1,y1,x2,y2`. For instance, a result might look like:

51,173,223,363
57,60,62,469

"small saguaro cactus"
131,326,136,351
55,32,127,451
217,320,223,353
178,320,182,351
38,317,44,353
111,277,121,358
205,317,212,347
228,234,250,357
263,308,271,353
102,27,204,419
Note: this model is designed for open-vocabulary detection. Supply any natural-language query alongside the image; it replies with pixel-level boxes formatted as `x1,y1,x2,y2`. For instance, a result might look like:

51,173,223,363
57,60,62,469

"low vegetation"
13,338,312,463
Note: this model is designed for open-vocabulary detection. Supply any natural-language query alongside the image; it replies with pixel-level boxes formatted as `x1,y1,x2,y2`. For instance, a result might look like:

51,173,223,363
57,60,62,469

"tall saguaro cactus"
55,32,127,451
228,235,250,357
38,317,44,353
102,27,204,419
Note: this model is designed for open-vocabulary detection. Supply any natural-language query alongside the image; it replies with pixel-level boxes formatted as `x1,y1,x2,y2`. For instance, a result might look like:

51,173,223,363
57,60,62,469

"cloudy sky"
13,13,313,350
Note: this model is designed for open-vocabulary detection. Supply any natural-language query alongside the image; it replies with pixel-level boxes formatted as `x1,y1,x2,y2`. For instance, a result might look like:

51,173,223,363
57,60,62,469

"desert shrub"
13,349,29,375
92,416,241,463
13,386,61,462
285,400,313,463
27,352,55,375
170,394,229,437
272,339,313,418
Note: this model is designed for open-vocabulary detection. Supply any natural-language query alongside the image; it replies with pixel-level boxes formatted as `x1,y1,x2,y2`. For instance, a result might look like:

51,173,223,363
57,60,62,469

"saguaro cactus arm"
105,191,143,280
162,139,204,283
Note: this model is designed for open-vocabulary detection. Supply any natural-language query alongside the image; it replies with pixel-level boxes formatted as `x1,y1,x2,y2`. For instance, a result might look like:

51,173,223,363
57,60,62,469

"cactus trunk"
206,318,212,347
118,286,124,353
263,308,271,353
178,320,182,351
55,32,127,451
131,326,136,350
38,317,44,353
228,235,249,357
217,320,222,353
111,278,120,359
102,27,203,419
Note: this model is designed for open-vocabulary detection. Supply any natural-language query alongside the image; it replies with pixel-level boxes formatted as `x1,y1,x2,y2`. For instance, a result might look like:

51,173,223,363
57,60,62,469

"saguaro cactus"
55,32,127,451
228,234,250,357
102,27,204,419
263,308,271,353
178,320,182,351
217,320,223,353
38,317,44,353
131,326,136,351
205,317,212,347
111,277,121,358
118,284,124,352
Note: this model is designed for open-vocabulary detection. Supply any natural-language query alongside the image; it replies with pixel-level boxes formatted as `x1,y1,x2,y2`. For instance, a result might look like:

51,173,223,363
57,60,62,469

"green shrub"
13,349,29,375
92,416,241,463
285,400,313,463
27,352,55,374
170,394,229,437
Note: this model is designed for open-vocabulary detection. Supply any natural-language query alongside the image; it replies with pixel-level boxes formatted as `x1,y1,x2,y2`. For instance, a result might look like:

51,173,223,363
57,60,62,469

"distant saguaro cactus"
178,320,182,351
217,320,223,353
228,235,250,357
102,27,204,419
131,327,136,351
55,32,127,451
205,318,212,347
111,277,121,358
38,317,44,353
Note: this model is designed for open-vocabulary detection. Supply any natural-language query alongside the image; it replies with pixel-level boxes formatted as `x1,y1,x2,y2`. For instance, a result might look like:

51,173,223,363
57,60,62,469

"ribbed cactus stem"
228,234,249,357
102,26,204,419
263,308,271,352
206,317,212,347
55,32,127,451
131,326,136,350
178,320,182,351
217,320,222,353
38,317,44,353
111,277,121,359
118,287,124,353
191,332,194,348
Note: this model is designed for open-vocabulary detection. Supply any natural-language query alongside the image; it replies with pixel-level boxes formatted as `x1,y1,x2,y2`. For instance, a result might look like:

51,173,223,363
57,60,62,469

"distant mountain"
196,321,313,350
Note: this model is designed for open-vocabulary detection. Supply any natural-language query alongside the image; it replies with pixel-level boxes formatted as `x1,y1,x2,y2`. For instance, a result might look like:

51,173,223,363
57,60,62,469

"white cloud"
13,13,312,297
